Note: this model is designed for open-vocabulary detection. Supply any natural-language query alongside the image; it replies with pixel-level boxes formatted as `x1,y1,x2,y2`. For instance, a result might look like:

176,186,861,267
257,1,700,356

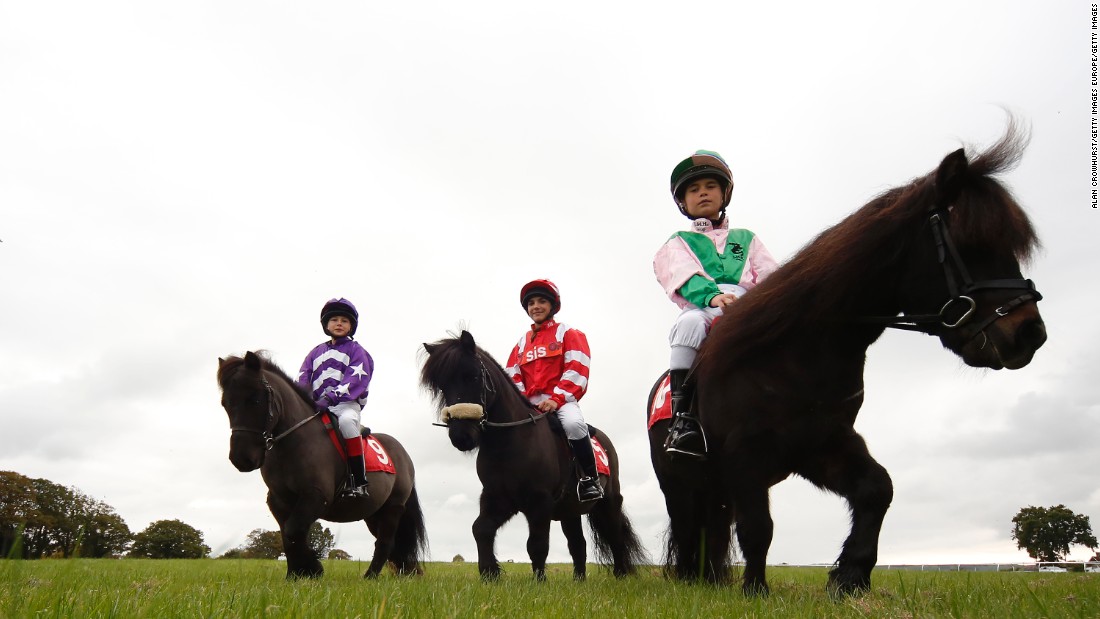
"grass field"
2,559,1098,618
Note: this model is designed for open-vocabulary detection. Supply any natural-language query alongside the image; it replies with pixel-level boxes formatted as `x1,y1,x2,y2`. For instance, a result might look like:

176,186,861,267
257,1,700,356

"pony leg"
699,495,734,585
269,492,326,579
388,486,427,575
472,493,515,581
560,517,587,580
362,504,403,579
799,431,893,596
523,509,553,582
730,478,773,595
664,490,702,580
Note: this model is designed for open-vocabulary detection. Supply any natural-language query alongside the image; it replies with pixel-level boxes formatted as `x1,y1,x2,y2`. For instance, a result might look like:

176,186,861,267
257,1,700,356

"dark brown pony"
649,122,1046,595
217,351,427,579
420,330,647,581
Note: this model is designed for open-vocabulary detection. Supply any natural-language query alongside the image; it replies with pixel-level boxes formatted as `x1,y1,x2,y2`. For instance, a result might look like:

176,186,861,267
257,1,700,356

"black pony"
218,351,428,579
648,122,1046,595
421,330,647,580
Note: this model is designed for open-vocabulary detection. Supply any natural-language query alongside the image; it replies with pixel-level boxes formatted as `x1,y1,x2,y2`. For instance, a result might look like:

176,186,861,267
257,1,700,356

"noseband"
433,357,543,429
230,375,319,450
866,207,1041,336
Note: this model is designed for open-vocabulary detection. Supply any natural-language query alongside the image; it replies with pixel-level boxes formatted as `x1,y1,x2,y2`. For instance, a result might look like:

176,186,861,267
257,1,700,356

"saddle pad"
321,413,396,475
363,435,396,474
591,437,611,476
647,373,672,429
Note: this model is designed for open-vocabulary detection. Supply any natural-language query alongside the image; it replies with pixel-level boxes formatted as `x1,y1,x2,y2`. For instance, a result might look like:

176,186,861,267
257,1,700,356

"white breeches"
329,401,363,440
669,283,747,370
529,395,588,440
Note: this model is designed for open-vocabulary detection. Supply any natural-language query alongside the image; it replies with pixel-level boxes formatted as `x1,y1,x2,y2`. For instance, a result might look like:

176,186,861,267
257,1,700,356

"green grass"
2,559,1098,618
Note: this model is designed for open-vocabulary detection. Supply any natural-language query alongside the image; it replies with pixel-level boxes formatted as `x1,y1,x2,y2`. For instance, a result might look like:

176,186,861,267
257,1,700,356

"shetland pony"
650,122,1045,595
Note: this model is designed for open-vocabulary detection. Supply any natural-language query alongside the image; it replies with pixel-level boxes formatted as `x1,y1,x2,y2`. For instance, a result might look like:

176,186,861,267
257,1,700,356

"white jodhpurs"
329,401,364,439
669,283,748,370
529,395,588,440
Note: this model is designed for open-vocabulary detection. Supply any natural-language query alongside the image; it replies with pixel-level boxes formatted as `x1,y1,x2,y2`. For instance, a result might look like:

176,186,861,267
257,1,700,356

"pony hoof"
480,569,502,582
827,567,871,598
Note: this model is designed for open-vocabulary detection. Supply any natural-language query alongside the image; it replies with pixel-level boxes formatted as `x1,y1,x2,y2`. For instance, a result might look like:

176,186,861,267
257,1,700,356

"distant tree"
22,478,76,558
0,471,40,558
78,500,132,558
129,519,210,559
328,549,351,560
219,548,246,559
1,472,132,559
308,523,335,559
452,554,465,563
1012,504,1099,562
242,529,283,559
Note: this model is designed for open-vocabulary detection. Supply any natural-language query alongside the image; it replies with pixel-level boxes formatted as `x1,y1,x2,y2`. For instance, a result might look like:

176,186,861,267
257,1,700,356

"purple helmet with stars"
320,298,358,337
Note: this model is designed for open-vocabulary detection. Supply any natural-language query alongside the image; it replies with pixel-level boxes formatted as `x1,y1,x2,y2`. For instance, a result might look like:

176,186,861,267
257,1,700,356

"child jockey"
653,151,779,457
505,279,603,502
297,298,375,497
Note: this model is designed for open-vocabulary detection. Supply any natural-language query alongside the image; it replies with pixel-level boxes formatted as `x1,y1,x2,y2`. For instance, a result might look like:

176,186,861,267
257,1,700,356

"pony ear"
934,148,969,207
218,357,226,367
459,330,477,352
423,342,437,355
244,351,262,370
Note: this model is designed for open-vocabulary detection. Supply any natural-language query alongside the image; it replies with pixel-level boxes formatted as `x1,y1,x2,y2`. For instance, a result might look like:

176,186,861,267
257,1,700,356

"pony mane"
217,351,315,408
419,334,527,411
698,121,1040,375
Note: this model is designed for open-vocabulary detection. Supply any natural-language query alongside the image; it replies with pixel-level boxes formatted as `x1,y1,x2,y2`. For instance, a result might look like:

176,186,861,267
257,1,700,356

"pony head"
217,351,273,471
894,135,1045,369
422,330,495,452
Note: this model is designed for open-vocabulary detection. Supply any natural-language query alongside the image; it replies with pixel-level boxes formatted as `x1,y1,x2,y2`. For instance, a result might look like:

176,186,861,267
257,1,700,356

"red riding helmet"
670,149,734,219
520,279,561,315
320,297,359,337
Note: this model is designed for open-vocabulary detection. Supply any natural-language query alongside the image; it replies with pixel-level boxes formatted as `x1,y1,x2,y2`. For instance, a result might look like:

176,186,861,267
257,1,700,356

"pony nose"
1018,319,1047,351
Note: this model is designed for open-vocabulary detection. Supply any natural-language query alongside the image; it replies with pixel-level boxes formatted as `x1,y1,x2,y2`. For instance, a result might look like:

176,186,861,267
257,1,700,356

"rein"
860,207,1041,335
230,375,320,450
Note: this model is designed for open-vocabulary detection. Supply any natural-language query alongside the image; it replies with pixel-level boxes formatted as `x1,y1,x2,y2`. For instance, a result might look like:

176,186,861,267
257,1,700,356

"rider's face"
327,315,352,338
682,177,725,221
526,297,554,325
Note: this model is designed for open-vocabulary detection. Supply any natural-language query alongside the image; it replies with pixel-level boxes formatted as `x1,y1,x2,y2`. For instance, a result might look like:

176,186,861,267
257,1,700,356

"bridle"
433,356,543,429
862,207,1041,336
229,375,319,451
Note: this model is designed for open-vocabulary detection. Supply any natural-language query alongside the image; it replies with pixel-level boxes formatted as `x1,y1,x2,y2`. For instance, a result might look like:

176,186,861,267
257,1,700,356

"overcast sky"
2,1,1096,568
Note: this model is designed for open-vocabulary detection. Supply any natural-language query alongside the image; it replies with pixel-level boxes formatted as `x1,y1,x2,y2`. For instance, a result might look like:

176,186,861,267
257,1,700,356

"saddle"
319,414,395,474
544,413,611,477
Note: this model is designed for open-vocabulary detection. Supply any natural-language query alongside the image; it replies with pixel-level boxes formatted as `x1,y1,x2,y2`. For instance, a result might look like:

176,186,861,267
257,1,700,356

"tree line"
6,469,1096,563
1,471,345,560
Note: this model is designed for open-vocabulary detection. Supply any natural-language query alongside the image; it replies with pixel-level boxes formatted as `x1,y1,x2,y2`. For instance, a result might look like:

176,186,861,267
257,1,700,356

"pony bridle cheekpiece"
230,375,318,450
874,207,1042,337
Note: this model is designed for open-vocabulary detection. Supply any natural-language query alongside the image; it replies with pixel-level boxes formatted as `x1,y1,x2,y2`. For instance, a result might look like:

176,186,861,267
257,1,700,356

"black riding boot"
568,438,604,502
341,455,370,498
664,369,706,458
